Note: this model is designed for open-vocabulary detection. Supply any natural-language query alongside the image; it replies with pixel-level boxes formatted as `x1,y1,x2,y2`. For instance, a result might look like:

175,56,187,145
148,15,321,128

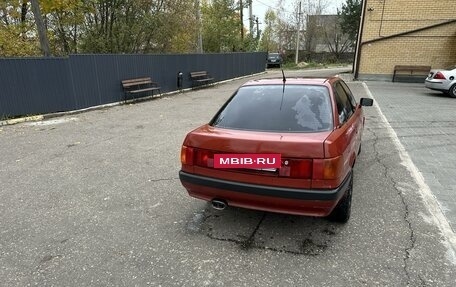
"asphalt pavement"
365,81,456,231
0,67,455,286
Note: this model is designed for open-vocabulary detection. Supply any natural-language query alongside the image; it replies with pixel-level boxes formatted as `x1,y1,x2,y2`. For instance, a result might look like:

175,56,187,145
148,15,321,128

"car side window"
340,81,357,108
333,82,355,124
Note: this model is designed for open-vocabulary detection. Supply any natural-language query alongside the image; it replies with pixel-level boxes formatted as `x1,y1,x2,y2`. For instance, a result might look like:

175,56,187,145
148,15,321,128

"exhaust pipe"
211,199,227,210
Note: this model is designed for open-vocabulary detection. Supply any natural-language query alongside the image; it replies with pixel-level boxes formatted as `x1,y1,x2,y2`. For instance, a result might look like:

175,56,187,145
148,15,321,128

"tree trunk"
21,1,28,23
30,0,51,57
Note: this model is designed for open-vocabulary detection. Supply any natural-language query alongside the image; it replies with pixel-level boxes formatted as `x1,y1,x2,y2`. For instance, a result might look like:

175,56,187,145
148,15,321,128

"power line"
254,0,296,16
255,0,275,10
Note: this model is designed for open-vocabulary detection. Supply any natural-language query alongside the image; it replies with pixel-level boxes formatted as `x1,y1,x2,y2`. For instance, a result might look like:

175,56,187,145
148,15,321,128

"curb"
0,115,44,127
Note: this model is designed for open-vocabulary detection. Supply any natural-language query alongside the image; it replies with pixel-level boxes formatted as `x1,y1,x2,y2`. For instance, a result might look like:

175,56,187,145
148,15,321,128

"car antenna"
280,69,286,110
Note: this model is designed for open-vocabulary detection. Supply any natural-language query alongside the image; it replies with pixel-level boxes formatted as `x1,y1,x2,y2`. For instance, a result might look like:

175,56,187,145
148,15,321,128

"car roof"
241,77,339,87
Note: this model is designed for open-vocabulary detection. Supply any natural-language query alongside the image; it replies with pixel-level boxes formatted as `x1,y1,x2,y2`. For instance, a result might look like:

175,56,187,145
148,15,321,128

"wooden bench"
190,71,214,87
121,77,161,101
392,65,431,82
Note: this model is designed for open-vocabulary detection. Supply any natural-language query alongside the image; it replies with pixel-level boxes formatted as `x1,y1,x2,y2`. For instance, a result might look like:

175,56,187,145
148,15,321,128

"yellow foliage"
0,26,40,56
41,0,81,12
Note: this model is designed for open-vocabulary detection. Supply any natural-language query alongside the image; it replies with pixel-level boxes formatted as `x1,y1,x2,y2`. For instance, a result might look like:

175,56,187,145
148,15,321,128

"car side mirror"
360,98,374,106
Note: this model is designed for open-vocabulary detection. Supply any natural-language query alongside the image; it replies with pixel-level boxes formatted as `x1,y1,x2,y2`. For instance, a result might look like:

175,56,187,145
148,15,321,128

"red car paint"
179,77,373,221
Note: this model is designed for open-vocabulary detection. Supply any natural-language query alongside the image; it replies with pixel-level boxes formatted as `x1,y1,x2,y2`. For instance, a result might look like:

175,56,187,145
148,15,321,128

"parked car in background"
425,65,456,97
179,76,373,223
266,52,283,68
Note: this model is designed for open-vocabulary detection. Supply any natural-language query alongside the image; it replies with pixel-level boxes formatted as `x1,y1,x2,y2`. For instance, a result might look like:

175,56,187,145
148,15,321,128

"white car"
425,65,456,98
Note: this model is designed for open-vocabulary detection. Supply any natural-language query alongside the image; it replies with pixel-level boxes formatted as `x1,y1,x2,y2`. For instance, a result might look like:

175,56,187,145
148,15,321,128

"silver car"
425,65,456,98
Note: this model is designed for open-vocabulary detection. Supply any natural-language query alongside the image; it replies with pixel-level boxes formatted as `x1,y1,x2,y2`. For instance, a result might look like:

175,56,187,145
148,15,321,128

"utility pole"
249,0,254,35
256,17,260,39
240,0,244,41
295,1,302,64
196,0,203,53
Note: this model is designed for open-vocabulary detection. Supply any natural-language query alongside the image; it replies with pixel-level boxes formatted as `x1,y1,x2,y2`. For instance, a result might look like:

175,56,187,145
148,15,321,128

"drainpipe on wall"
354,0,368,79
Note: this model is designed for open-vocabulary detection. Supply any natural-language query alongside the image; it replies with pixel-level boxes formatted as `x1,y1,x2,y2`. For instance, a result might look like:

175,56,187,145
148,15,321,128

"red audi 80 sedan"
179,76,373,222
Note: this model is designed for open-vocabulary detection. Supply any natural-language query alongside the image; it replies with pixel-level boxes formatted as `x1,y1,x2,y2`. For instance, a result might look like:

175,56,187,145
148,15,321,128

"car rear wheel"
328,173,353,223
449,84,456,98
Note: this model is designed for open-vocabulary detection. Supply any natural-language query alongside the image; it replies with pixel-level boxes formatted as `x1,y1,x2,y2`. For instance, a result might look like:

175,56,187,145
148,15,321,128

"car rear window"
210,84,333,132
268,53,280,59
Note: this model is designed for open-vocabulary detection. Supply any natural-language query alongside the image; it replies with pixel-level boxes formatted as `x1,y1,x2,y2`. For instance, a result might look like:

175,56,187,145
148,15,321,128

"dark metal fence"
0,52,267,118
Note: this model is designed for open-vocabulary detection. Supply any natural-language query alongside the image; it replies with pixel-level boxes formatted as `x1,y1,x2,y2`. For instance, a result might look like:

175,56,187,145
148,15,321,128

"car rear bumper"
266,61,282,67
179,170,352,216
425,79,449,92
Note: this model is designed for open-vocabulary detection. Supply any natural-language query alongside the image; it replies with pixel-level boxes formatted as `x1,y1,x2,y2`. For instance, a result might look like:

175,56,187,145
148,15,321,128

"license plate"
214,154,281,169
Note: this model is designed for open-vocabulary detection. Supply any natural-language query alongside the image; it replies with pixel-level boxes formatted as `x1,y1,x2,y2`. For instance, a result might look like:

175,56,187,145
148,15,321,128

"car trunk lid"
184,125,328,158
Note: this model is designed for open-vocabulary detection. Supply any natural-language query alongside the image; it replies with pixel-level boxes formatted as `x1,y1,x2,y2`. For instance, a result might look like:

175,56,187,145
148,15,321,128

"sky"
246,0,346,31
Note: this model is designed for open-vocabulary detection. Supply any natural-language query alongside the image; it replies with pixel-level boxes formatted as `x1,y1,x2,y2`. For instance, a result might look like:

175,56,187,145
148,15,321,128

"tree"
168,1,200,53
201,0,241,52
76,0,198,54
258,9,278,52
78,0,149,53
40,0,85,55
0,0,203,56
0,1,40,56
264,0,329,57
322,16,351,60
338,0,361,49
302,0,328,53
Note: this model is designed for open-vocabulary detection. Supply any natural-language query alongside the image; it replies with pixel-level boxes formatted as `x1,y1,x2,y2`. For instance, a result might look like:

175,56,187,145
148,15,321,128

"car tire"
328,172,353,223
449,84,456,98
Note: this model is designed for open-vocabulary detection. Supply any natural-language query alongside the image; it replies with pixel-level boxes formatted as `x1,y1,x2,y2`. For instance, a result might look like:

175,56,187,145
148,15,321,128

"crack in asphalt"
240,213,267,250
395,178,417,287
206,234,326,256
369,128,388,180
204,212,328,256
369,127,417,286
418,275,427,287
36,254,63,270
205,233,316,255
205,212,268,251
362,129,455,160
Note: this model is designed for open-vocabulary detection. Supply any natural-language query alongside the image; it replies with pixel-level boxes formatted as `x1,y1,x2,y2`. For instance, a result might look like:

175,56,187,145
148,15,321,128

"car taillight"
279,159,312,179
181,146,194,165
195,149,214,167
433,72,446,80
312,156,344,180
181,147,215,167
